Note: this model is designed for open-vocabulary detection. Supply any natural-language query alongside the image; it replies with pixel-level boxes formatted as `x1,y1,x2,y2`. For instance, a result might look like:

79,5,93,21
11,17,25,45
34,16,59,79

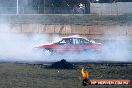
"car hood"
35,43,55,48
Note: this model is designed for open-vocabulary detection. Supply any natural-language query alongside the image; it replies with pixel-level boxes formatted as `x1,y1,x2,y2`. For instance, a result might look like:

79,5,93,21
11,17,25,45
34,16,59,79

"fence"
0,7,85,14
91,2,132,15
0,2,132,15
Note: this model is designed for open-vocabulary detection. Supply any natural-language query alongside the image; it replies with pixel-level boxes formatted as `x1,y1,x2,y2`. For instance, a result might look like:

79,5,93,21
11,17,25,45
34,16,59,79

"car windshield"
58,38,72,45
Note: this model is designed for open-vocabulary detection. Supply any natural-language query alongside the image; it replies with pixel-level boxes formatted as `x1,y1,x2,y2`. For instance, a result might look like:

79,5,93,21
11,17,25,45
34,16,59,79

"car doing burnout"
35,37,102,55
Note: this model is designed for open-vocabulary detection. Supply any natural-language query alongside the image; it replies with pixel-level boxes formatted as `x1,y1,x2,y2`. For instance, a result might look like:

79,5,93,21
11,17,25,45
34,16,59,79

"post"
38,6,39,14
44,0,45,14
85,0,90,14
17,0,19,14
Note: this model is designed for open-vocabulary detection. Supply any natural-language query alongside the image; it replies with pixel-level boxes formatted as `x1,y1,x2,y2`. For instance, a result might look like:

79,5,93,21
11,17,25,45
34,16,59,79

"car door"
53,38,73,53
72,38,82,52
79,38,93,51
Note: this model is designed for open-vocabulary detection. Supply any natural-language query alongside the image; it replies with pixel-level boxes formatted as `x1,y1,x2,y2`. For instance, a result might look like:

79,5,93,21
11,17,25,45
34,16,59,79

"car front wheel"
43,48,53,56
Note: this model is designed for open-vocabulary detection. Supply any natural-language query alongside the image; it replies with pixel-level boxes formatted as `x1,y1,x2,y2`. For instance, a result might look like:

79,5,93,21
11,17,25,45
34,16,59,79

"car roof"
61,36,88,40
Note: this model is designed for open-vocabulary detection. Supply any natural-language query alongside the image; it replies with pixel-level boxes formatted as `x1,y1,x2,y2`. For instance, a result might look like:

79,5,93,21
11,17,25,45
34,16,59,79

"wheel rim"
43,49,52,56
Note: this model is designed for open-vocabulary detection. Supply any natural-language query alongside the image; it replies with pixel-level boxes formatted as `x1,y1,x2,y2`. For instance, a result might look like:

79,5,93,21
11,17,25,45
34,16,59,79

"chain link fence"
0,2,132,15
0,7,87,14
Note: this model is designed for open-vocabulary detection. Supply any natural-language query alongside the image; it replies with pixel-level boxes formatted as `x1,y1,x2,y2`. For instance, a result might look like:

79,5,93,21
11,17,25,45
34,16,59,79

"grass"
0,63,131,88
0,63,80,88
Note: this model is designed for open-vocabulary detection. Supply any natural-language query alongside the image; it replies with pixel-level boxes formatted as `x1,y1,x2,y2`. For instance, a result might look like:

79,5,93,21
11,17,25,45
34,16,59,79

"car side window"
65,38,73,44
59,39,66,44
73,38,80,45
80,39,90,44
59,38,73,45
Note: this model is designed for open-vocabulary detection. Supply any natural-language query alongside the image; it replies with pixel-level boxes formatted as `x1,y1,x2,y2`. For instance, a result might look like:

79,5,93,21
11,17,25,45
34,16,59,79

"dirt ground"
0,63,131,88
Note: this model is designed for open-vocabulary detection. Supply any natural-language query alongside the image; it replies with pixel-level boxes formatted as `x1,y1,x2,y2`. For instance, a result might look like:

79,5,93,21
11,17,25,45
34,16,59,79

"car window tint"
73,38,80,45
59,39,66,44
80,38,90,44
59,38,73,45
66,38,73,44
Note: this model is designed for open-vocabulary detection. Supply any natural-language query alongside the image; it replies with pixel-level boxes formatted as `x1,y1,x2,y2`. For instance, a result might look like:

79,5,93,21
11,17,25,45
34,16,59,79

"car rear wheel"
83,48,93,53
43,49,53,56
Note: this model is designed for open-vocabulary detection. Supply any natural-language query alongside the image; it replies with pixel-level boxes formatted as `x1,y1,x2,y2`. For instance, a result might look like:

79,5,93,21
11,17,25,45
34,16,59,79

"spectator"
79,3,85,14
73,5,78,14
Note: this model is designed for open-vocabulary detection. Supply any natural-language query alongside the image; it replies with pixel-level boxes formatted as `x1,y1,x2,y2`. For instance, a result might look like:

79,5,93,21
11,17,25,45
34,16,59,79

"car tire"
43,48,53,56
83,48,92,53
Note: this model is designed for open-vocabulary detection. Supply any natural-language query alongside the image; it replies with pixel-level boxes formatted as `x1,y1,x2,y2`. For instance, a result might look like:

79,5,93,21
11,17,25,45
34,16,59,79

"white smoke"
99,39,131,62
0,24,47,62
0,24,131,63
42,36,132,63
